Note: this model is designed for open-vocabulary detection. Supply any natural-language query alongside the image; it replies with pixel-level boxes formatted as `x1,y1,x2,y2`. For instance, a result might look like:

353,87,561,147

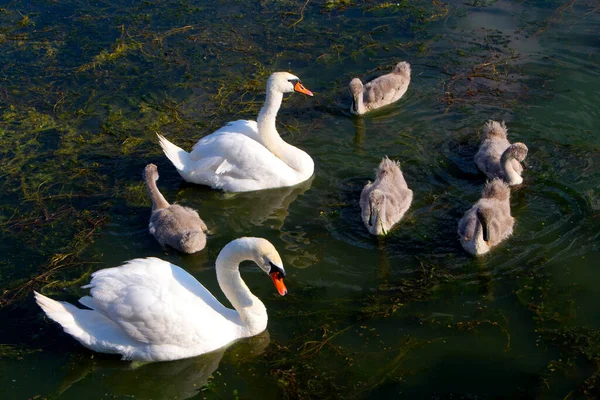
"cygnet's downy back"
457,179,514,255
474,120,528,186
144,164,209,253
360,157,413,235
349,61,411,115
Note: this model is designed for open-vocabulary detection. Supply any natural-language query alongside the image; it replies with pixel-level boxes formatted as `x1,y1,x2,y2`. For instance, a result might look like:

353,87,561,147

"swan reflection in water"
178,175,314,233
56,330,270,399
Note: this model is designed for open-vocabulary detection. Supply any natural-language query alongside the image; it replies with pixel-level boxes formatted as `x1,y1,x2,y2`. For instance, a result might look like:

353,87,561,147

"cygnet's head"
268,72,313,97
366,189,388,235
392,61,411,76
179,230,207,254
144,163,159,181
505,142,528,162
349,78,363,97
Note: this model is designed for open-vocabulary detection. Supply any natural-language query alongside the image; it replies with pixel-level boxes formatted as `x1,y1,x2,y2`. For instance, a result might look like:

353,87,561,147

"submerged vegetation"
1,0,599,399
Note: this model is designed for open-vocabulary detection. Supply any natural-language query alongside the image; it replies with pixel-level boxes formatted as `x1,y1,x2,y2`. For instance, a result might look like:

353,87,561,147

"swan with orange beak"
157,72,315,192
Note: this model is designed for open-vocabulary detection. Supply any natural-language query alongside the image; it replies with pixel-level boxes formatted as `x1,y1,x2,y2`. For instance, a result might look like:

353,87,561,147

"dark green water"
1,0,599,398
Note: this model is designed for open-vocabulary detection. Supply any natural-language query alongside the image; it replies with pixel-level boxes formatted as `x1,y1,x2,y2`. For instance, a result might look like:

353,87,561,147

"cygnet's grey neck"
352,92,365,115
144,172,170,211
502,158,522,185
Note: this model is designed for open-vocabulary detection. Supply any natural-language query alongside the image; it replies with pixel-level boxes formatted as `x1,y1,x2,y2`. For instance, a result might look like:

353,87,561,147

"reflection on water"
55,331,270,400
181,175,315,233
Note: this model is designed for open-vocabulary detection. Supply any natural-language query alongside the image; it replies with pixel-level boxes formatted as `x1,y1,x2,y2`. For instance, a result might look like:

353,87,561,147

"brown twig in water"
289,0,311,28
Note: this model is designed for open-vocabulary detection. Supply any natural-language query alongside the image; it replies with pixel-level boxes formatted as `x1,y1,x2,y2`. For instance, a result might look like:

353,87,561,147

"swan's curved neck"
352,91,366,115
256,87,313,177
144,172,170,211
472,214,489,254
216,244,267,337
502,158,522,185
370,198,387,235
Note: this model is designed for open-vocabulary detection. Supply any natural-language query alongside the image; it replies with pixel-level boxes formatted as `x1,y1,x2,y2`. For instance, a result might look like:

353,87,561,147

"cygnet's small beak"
294,81,313,97
369,207,378,227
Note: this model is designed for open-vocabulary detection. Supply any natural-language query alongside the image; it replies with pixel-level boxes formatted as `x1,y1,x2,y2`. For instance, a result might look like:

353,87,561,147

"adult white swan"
157,72,314,192
34,237,288,362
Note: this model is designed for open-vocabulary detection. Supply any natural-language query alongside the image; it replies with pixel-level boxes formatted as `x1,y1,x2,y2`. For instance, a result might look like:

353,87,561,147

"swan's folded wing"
191,120,260,156
187,129,296,190
81,258,238,346
364,75,406,104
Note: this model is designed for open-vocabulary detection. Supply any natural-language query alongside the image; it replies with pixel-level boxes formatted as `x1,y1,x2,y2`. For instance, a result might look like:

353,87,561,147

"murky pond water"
1,0,599,398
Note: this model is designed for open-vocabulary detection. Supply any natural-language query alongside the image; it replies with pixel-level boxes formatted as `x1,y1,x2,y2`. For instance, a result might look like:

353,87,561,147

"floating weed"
0,344,42,358
77,37,141,73
123,182,149,208
323,0,355,12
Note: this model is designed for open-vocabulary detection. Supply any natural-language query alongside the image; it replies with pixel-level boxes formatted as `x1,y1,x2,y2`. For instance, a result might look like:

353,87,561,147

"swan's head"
248,238,287,296
365,189,389,235
268,72,313,97
179,230,207,254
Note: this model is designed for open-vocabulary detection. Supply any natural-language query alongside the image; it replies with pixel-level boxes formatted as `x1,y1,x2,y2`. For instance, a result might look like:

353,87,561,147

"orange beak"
294,81,313,97
270,272,288,296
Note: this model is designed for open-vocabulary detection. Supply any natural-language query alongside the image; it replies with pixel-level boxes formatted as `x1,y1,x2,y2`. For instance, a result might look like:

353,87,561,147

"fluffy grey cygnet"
457,179,514,256
349,61,411,115
474,120,528,186
360,157,413,236
144,164,209,253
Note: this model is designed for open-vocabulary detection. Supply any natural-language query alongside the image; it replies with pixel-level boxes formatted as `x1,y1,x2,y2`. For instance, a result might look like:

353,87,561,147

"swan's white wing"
186,121,299,191
81,258,241,348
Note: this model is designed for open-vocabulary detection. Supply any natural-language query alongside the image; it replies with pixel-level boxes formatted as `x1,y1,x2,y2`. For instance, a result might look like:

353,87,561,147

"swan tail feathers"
376,156,401,179
157,133,190,174
34,291,78,328
35,291,138,357
78,295,100,311
393,61,411,78
482,120,508,140
482,179,510,201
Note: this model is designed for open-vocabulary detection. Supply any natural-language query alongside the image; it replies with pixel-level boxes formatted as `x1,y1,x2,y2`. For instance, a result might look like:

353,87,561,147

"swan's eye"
269,261,286,278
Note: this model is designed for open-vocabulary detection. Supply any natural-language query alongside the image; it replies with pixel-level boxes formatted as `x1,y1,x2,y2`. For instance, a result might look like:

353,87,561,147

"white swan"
34,237,287,362
157,72,314,192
